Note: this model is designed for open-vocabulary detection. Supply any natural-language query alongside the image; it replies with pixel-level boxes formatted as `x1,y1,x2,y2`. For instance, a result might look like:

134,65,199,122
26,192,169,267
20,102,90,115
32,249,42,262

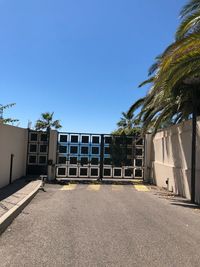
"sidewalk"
0,178,42,234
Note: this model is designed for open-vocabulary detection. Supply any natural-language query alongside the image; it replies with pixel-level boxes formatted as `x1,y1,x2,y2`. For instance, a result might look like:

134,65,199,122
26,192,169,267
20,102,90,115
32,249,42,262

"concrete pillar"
144,133,153,183
47,130,58,181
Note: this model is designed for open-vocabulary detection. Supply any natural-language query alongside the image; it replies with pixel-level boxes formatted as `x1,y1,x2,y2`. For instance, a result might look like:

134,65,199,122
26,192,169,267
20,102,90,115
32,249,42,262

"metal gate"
26,130,49,175
56,132,144,179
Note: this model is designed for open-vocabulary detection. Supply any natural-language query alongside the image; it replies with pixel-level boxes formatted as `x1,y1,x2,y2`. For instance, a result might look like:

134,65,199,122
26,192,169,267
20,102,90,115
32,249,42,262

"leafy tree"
0,103,19,125
35,112,62,131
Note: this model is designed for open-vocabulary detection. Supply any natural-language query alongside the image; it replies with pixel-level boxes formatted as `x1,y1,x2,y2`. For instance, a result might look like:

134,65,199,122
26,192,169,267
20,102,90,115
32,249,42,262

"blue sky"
0,0,185,133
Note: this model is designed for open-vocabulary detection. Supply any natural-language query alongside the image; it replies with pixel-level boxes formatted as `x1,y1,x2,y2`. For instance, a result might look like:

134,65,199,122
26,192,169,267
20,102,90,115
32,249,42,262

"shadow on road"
0,178,29,201
153,190,200,210
0,176,39,202
170,198,200,210
52,178,145,186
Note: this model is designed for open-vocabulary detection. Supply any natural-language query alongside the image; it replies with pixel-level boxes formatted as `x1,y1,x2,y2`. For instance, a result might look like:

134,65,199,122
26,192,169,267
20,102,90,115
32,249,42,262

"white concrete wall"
0,123,28,188
149,118,200,204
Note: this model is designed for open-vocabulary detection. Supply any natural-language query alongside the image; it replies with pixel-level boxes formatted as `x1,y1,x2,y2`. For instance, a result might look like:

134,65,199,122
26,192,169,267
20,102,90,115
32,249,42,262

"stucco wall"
0,123,28,188
150,118,200,203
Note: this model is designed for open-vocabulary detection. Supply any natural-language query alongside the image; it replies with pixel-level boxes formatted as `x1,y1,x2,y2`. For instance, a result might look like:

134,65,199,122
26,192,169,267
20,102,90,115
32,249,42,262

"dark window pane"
135,169,143,177
114,169,122,177
92,147,99,154
59,146,67,153
135,148,143,156
70,157,77,164
58,157,67,164
39,156,47,164
41,133,48,142
103,168,111,176
81,136,89,143
125,168,133,177
104,158,111,165
71,135,78,143
81,146,89,154
92,136,100,144
81,157,88,165
91,168,99,176
60,135,67,142
30,133,38,141
91,158,99,165
105,136,112,144
80,168,88,176
135,159,143,167
58,168,66,176
30,144,37,153
40,145,47,153
104,147,111,154
29,155,37,164
69,168,77,176
70,146,78,154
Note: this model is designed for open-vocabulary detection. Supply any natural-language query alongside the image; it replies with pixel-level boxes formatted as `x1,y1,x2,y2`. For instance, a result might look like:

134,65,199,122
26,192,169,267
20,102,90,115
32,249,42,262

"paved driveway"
0,183,200,267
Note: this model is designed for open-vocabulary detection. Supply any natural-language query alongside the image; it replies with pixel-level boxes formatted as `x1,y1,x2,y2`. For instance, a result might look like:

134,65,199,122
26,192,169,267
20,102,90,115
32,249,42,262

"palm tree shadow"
154,190,200,209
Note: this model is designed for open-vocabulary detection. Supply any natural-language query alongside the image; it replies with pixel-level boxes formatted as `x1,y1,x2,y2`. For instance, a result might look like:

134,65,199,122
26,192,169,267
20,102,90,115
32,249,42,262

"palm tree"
112,111,140,135
128,6,200,133
128,0,200,203
35,112,62,131
117,112,135,130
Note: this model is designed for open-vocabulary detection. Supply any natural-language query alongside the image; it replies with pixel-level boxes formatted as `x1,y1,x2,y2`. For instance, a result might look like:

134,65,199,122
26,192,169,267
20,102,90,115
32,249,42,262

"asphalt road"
0,183,200,267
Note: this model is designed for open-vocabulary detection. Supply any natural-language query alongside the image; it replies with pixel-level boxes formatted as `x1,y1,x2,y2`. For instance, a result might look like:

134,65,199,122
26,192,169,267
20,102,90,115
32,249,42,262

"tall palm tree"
128,0,200,133
35,112,62,131
112,111,140,135
128,0,200,203
117,112,135,130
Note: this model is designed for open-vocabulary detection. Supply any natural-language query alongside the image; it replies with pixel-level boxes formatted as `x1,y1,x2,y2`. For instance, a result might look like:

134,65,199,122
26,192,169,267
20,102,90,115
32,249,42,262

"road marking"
112,185,124,191
60,184,77,191
134,185,149,192
87,184,101,191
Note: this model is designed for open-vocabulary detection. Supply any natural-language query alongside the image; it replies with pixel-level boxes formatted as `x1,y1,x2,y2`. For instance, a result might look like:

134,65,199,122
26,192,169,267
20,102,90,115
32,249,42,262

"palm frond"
180,0,200,19
127,97,145,116
138,77,155,88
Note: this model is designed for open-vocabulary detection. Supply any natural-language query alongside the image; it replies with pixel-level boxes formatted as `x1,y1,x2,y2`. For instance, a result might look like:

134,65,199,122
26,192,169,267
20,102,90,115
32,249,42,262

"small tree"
35,112,62,131
0,103,19,125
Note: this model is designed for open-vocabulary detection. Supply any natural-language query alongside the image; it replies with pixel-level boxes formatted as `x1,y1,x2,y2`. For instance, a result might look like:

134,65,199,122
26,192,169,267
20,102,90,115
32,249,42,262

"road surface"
0,183,200,267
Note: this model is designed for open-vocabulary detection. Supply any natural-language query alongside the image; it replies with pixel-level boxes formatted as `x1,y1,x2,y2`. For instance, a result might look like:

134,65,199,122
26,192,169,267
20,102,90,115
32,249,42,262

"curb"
0,181,42,235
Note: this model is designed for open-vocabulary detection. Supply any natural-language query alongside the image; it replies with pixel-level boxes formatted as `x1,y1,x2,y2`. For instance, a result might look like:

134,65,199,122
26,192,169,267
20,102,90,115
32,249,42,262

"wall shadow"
0,177,29,201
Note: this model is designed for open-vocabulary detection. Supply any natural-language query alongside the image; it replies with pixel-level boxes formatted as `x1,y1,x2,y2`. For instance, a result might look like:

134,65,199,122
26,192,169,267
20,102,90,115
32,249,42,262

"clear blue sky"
0,0,185,133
